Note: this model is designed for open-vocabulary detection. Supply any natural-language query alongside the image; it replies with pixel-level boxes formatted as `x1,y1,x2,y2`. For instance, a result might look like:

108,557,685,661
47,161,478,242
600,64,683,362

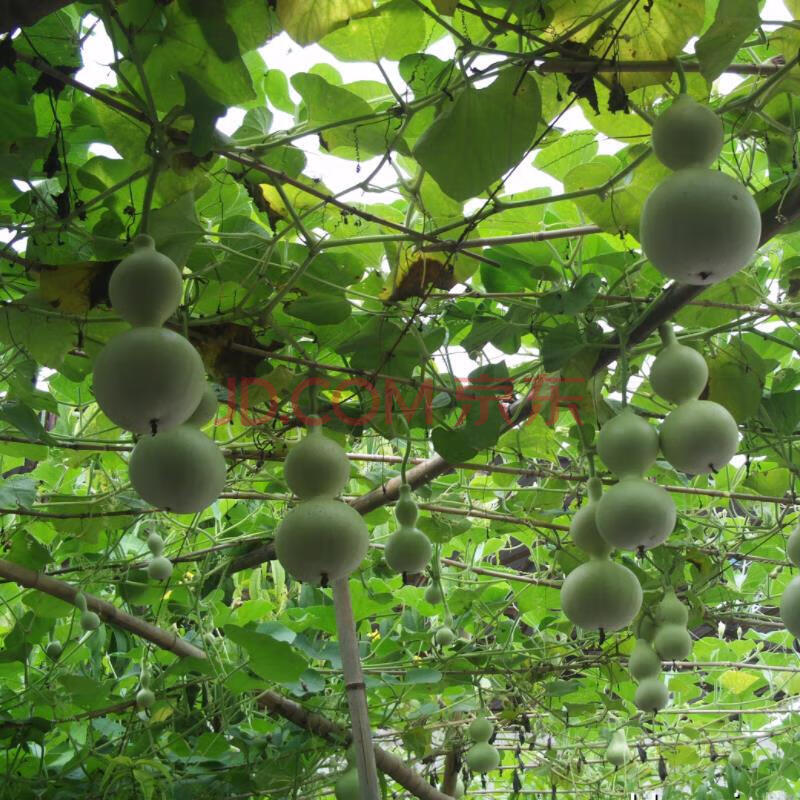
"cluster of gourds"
96,235,225,515
464,716,500,774
274,417,368,586
146,532,173,582
136,668,155,711
384,483,432,576
561,320,740,637
641,90,761,285
629,590,693,713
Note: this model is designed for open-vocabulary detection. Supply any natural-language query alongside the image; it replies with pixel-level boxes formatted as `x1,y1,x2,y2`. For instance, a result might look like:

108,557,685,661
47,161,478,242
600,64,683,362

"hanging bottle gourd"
424,583,443,604
136,668,155,710
435,625,456,647
145,532,174,582
594,407,676,552
780,522,800,637
129,385,226,514
569,477,612,558
605,729,630,767
96,234,206,434
275,416,368,586
384,483,432,575
641,78,761,285
653,589,693,661
45,640,63,660
465,715,500,773
651,325,739,475
75,592,101,632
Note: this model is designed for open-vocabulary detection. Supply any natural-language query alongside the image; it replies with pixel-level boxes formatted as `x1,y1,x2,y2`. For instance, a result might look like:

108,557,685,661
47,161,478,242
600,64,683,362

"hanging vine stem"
673,57,688,95
138,155,162,237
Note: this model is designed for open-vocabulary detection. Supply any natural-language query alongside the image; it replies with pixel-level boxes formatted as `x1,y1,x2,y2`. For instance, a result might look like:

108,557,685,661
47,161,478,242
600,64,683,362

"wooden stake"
332,577,381,800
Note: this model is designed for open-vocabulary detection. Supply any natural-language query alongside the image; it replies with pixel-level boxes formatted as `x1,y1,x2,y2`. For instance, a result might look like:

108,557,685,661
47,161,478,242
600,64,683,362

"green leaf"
284,294,351,324
179,73,227,157
707,357,763,423
277,0,373,45
0,306,74,369
6,534,50,571
719,669,760,694
0,476,36,509
321,0,427,62
224,624,307,683
762,391,800,434
431,0,457,12
413,69,541,201
540,323,585,373
147,193,204,267
695,0,760,83
0,401,52,443
480,246,560,291
539,274,601,315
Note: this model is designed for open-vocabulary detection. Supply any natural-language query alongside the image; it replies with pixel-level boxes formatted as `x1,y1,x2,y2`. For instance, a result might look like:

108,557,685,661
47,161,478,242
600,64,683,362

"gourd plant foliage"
0,1,799,799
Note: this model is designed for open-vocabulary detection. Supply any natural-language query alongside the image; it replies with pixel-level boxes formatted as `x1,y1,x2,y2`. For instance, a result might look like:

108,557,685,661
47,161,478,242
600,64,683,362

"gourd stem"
332,577,380,800
397,415,412,484
658,322,677,346
673,57,688,94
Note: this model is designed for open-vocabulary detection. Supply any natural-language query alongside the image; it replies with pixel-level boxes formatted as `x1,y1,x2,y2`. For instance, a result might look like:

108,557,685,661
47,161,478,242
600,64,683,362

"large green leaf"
277,0,373,45
225,624,307,683
695,0,760,83
413,68,541,201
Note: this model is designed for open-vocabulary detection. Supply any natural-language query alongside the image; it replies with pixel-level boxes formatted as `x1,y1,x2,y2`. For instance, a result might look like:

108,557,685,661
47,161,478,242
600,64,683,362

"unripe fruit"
640,167,761,285
596,409,659,477
605,731,629,767
595,477,676,551
450,777,465,798
634,676,669,712
560,557,642,631
570,479,612,558
424,584,443,604
93,327,206,434
728,748,743,769
109,234,183,327
629,638,661,680
45,640,63,660
656,590,689,627
649,338,708,405
787,524,800,567
146,532,164,556
283,424,350,500
130,425,226,513
651,94,724,170
636,614,657,643
275,498,369,584
147,556,174,582
334,769,359,800
659,400,739,474
469,716,493,743
395,483,419,527
654,624,693,661
80,610,101,631
435,626,455,646
780,574,800,638
384,526,432,574
465,742,500,773
136,687,155,710
185,384,218,428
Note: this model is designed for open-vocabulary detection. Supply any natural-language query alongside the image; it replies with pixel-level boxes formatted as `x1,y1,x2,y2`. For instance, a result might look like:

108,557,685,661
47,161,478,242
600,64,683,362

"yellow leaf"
719,669,760,694
277,0,373,46
39,261,117,313
380,250,455,302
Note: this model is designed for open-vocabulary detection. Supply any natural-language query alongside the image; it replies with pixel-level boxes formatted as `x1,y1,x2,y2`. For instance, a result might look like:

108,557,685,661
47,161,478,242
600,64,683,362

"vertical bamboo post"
332,576,381,800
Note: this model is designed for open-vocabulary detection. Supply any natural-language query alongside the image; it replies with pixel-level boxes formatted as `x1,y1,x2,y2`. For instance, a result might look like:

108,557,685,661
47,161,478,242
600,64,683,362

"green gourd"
636,614,657,643
451,777,465,798
654,624,693,661
468,716,493,743
435,626,455,647
108,234,183,327
786,524,800,567
136,687,155,709
45,640,63,660
147,532,164,556
595,477,676,551
569,478,612,558
395,483,419,526
780,574,800,638
334,768,360,800
80,610,101,631
147,556,174,581
185,384,218,428
728,748,743,769
384,525,432,574
465,742,500,773
649,325,708,404
605,730,629,767
634,676,669,712
596,408,659,477
283,419,351,500
659,400,739,474
424,584,443,604
130,425,226,513
651,94,724,170
629,638,661,680
275,498,369,584
560,557,642,632
92,327,206,434
640,167,761,285
656,590,689,627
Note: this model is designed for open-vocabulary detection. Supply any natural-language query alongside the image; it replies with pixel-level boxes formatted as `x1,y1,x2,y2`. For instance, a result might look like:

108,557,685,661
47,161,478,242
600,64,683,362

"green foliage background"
0,0,797,798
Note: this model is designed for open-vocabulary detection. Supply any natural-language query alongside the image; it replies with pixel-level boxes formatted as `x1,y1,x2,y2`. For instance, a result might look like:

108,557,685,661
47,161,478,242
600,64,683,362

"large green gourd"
596,408,659,477
651,94,724,170
283,421,351,499
569,477,612,558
